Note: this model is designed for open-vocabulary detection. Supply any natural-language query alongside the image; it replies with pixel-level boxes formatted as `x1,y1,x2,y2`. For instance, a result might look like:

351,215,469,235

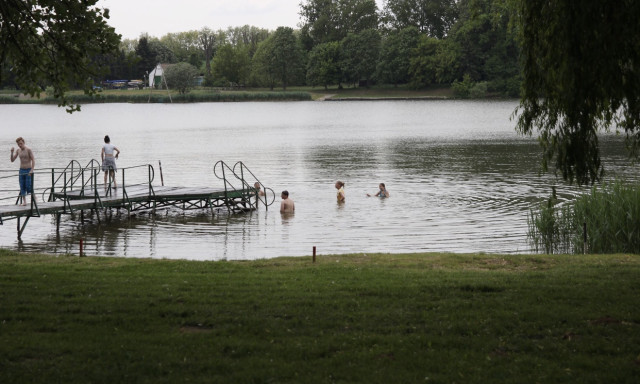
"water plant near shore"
528,180,640,254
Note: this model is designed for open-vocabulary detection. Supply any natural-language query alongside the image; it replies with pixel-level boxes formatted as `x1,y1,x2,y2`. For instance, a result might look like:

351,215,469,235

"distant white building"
148,63,170,88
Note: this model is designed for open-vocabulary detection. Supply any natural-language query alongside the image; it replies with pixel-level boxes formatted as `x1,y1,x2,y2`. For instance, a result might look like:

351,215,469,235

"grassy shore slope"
1,250,639,383
0,85,457,105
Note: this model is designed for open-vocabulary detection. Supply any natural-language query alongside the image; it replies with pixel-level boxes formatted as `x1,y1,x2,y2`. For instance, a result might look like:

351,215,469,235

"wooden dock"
0,160,275,238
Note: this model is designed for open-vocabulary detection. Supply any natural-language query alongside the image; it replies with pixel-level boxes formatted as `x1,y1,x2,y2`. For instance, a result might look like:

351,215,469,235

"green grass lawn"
1,250,639,383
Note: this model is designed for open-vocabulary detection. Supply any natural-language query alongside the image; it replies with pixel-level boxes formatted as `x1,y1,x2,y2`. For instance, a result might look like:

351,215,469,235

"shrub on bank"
528,180,640,254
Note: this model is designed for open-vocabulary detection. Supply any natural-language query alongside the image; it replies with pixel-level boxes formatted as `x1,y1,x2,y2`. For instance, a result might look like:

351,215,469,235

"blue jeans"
19,168,32,196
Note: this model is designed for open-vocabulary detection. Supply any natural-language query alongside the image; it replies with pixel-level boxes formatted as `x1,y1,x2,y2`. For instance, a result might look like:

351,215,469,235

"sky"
97,0,385,40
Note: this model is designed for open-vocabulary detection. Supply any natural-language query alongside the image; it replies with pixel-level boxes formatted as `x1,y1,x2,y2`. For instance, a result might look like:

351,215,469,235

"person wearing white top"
101,135,120,188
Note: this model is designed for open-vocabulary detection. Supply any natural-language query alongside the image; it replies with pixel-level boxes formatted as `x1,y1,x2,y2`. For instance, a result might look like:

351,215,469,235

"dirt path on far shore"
315,94,335,101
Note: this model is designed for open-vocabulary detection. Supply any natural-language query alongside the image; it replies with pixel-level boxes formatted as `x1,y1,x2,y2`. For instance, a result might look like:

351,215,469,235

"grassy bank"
1,250,639,383
0,85,458,105
303,84,455,100
0,88,312,105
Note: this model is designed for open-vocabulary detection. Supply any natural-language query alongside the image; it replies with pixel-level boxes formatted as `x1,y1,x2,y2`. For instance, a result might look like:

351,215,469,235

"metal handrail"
231,161,276,207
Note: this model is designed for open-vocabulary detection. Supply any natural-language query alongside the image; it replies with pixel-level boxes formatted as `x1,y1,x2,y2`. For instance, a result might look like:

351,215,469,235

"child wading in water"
367,183,390,198
335,181,345,202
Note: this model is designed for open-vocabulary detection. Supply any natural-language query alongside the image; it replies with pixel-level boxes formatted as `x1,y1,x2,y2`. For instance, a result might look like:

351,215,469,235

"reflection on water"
0,101,637,260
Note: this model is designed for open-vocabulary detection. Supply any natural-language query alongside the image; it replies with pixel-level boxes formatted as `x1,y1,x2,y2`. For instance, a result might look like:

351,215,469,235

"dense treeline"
0,0,520,97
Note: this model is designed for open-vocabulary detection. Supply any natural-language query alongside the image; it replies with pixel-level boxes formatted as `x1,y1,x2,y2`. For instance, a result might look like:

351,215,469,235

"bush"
528,180,640,254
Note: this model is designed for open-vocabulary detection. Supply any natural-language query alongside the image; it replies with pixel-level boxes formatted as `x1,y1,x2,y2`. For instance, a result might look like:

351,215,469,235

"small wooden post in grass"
313,246,316,263
583,222,587,254
80,238,84,257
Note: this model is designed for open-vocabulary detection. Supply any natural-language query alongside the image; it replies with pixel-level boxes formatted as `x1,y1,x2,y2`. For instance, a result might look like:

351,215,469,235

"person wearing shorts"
101,135,120,188
10,137,35,206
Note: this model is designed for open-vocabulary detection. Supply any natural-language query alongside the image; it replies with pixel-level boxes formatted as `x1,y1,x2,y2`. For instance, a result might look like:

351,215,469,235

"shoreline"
0,85,466,105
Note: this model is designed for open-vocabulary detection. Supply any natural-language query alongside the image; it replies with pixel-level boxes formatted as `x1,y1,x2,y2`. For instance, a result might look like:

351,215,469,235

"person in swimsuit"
335,181,345,203
280,190,295,213
254,182,265,197
367,183,389,198
10,137,35,206
101,135,120,188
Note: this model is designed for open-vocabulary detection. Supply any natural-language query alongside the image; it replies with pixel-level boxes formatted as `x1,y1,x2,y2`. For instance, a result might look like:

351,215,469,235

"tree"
376,26,420,86
270,27,306,90
299,0,378,49
135,36,156,75
341,29,381,87
198,28,217,76
307,41,343,89
148,39,177,65
226,25,270,57
450,0,518,83
408,34,440,88
212,44,250,86
252,38,278,89
0,0,120,112
161,31,201,65
515,0,640,185
381,0,458,38
163,62,198,94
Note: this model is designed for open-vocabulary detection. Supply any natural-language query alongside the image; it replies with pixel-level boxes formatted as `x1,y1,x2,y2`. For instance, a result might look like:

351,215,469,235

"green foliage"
452,73,488,98
225,25,270,58
212,44,251,85
158,63,198,94
516,0,640,185
377,26,420,86
1,251,640,382
446,0,520,91
408,34,440,88
0,0,121,112
135,36,157,75
299,0,378,48
267,27,306,90
161,31,202,66
306,41,343,89
251,38,278,89
381,0,459,38
340,29,381,87
528,181,640,254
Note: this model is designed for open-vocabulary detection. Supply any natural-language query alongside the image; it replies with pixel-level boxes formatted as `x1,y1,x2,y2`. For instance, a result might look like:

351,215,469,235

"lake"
0,100,636,260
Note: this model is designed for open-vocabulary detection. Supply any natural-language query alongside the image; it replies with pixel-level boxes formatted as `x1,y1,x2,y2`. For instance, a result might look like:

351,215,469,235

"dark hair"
336,181,345,188
380,183,386,188
104,135,110,143
282,190,289,197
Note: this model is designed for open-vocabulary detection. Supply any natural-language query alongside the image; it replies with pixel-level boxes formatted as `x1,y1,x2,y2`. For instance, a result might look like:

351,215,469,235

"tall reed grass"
528,180,640,254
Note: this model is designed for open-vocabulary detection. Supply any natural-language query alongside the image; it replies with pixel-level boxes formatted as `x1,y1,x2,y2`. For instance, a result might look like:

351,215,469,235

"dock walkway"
0,160,274,238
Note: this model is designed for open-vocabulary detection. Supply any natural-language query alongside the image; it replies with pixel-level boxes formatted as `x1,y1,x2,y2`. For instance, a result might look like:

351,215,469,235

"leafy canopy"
164,62,198,94
0,0,121,112
515,0,640,185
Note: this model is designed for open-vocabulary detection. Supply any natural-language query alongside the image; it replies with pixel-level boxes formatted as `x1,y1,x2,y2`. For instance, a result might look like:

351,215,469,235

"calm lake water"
0,101,636,260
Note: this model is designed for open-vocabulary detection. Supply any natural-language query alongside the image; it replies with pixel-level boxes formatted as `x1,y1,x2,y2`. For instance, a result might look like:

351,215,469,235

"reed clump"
528,180,640,254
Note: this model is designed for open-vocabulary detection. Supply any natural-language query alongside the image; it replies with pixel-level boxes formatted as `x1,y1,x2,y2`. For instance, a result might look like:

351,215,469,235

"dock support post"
17,216,30,240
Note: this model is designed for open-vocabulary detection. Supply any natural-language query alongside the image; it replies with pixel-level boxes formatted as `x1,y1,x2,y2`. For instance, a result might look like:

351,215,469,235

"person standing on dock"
101,135,120,188
10,137,35,206
280,190,295,213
